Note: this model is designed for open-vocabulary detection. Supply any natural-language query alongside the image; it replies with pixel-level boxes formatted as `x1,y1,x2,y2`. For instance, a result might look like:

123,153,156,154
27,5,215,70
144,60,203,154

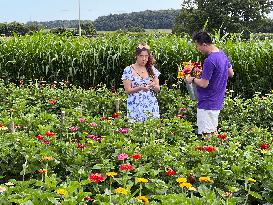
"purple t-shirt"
197,51,231,110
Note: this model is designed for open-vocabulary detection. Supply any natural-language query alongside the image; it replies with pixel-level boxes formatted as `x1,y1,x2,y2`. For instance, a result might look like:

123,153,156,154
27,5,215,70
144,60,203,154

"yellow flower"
83,132,89,135
247,178,256,183
136,178,149,183
179,182,193,189
106,172,118,177
188,186,197,191
199,176,214,183
261,149,268,154
176,177,187,183
56,188,68,196
177,71,185,79
115,187,128,195
136,195,149,204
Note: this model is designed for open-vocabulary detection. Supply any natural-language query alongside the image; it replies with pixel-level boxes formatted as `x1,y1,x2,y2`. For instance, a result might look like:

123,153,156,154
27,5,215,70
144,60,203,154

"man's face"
195,42,207,54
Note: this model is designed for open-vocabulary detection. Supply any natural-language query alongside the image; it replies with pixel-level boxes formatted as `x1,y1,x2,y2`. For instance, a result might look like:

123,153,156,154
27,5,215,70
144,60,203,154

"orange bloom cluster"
37,169,48,173
48,99,57,105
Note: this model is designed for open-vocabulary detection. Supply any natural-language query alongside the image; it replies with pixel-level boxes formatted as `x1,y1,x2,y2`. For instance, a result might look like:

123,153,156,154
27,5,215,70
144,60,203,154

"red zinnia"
165,168,176,176
101,116,108,121
261,143,269,150
45,131,56,137
35,134,44,140
132,153,141,160
88,173,105,183
119,163,135,171
112,112,119,119
203,145,217,153
217,133,227,141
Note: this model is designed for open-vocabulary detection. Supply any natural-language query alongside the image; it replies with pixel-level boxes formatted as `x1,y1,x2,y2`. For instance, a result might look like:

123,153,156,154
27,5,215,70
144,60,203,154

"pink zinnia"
41,140,50,145
177,115,186,119
69,126,79,131
79,118,86,123
117,128,128,134
118,153,128,160
179,108,188,111
89,122,97,127
87,134,102,141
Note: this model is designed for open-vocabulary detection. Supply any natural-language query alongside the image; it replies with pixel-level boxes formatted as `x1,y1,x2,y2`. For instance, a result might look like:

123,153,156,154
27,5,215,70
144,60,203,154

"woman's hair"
135,43,155,78
192,31,213,44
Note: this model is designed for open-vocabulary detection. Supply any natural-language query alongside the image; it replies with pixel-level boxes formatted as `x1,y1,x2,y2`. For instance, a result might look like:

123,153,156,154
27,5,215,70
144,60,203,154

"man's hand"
185,76,195,84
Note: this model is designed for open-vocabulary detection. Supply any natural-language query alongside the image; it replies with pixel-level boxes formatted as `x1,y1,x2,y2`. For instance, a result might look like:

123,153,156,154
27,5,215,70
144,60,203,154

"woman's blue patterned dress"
121,66,160,122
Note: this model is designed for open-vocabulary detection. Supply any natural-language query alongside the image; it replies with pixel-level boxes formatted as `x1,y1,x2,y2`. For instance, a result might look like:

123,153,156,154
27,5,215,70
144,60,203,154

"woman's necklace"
131,65,146,78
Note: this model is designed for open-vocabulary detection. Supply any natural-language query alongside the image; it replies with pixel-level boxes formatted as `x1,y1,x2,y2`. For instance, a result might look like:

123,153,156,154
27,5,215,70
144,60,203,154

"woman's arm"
123,80,149,94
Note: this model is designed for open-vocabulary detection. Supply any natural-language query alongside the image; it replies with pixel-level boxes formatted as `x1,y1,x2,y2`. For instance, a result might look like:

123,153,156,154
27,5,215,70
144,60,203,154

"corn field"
0,32,272,97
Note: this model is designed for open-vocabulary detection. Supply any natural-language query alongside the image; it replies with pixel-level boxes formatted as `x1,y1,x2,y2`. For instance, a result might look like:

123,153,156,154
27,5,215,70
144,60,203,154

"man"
186,31,234,138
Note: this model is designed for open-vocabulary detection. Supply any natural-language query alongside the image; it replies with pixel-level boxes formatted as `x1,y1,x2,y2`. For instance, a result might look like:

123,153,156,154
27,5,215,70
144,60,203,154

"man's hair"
192,31,213,44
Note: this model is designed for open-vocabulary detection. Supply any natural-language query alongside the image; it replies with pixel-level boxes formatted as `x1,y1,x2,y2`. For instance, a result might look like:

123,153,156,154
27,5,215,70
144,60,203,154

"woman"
121,43,160,122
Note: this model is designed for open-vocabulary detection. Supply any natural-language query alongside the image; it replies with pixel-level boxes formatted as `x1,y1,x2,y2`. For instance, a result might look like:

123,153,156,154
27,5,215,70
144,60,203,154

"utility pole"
78,0,81,36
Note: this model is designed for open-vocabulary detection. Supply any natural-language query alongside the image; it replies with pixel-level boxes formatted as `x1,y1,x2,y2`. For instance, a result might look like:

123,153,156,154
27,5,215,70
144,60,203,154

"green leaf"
249,191,263,200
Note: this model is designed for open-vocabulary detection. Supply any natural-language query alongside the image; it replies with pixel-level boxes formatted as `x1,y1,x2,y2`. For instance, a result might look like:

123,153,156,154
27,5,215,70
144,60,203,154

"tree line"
1,0,273,37
93,9,180,31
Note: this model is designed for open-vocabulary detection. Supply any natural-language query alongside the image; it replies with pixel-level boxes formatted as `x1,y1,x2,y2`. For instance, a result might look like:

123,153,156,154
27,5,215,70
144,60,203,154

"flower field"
0,80,272,204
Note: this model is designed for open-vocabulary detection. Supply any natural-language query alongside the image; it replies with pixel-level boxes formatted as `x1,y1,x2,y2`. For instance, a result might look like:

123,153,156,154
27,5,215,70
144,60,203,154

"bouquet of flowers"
177,61,202,79
177,61,202,100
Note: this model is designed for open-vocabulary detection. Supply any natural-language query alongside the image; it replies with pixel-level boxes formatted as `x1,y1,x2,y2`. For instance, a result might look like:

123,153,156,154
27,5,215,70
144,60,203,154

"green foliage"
173,0,273,35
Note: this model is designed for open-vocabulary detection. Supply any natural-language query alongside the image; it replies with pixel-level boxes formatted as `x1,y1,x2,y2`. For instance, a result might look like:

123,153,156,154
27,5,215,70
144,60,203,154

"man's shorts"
197,108,220,135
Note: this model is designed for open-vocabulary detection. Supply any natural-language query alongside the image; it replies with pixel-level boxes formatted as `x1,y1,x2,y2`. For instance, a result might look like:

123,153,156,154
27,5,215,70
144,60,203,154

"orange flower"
42,156,54,161
48,99,57,105
37,169,48,173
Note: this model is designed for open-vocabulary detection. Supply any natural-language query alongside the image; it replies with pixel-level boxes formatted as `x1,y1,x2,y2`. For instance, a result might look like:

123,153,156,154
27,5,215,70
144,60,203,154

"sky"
0,0,182,23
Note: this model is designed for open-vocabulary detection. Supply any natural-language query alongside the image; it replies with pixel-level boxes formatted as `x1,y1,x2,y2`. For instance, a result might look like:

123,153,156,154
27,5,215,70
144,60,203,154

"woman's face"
136,50,149,66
